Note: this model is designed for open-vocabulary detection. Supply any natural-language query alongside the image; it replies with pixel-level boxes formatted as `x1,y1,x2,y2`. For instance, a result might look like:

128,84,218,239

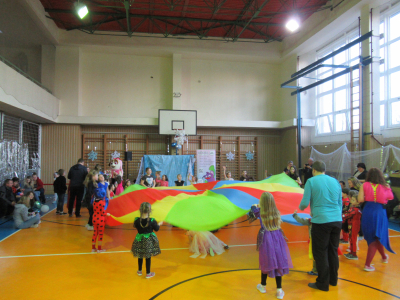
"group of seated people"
0,173,46,219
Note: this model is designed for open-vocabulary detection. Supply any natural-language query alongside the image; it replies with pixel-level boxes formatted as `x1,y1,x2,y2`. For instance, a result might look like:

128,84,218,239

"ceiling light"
286,19,300,32
74,1,89,19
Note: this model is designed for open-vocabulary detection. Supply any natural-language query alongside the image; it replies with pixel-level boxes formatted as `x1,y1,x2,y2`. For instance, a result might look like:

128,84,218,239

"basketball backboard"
158,109,197,135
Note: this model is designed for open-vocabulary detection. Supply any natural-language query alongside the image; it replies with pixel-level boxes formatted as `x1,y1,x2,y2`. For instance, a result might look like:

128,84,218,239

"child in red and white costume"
343,190,362,260
340,188,350,244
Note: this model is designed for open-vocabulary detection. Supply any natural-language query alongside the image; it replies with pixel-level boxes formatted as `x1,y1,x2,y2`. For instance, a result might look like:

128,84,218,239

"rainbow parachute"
106,173,309,231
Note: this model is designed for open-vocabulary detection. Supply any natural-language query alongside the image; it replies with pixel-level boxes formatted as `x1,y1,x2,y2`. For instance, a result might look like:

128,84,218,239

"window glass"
335,89,347,111
389,12,400,40
317,116,331,134
391,101,400,125
389,40,400,68
318,94,333,115
380,104,385,127
335,113,347,132
390,71,400,98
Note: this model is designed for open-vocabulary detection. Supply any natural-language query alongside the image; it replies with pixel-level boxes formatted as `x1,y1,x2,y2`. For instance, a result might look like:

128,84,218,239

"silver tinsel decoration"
0,141,30,184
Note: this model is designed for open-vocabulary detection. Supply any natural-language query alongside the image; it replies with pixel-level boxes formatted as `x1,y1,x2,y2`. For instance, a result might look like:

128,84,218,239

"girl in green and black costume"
131,202,163,279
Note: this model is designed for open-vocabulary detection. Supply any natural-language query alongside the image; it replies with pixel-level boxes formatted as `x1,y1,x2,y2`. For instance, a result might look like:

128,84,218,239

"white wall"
181,58,281,123
81,52,172,119
0,60,59,122
279,55,298,121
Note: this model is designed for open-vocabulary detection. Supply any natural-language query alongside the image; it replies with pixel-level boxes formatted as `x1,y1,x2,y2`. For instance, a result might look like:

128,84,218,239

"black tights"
138,258,151,274
261,273,282,288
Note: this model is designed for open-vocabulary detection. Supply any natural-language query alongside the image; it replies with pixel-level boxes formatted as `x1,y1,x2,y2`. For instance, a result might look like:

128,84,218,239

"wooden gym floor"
1,205,399,300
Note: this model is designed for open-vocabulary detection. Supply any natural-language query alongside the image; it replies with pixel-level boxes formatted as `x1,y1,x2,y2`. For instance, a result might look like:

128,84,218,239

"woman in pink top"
159,175,169,187
358,168,394,272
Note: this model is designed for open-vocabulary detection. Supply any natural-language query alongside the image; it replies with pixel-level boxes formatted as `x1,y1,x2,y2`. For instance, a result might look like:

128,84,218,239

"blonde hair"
348,176,361,191
23,176,34,189
18,195,31,208
138,202,152,228
84,170,98,188
259,192,281,231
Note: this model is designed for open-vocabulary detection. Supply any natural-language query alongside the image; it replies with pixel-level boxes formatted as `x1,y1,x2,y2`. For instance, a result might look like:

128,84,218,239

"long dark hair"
366,168,389,187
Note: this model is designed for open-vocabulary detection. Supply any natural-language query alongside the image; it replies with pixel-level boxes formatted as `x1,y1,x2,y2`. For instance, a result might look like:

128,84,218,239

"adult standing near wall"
68,158,88,217
299,161,342,292
303,158,314,185
0,179,16,218
358,168,395,272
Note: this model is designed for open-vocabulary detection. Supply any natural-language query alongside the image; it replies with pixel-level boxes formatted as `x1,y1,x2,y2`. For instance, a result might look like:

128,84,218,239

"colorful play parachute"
106,173,310,231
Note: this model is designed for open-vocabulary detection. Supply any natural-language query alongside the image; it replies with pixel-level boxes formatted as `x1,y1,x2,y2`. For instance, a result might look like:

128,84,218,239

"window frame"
315,29,360,136
380,4,400,129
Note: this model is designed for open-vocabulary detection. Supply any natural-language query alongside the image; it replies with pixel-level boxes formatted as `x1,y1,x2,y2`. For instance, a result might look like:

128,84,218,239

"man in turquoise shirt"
299,161,342,292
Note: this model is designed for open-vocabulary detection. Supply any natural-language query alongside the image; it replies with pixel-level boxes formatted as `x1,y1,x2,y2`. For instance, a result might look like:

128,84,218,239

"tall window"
315,30,360,135
380,6,400,128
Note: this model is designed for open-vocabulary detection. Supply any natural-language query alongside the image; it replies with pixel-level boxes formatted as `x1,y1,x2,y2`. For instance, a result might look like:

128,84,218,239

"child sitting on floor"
343,190,362,260
187,231,229,258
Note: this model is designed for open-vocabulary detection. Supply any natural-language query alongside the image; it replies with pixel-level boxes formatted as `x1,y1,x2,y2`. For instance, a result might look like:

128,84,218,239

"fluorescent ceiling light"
286,19,300,32
75,2,88,19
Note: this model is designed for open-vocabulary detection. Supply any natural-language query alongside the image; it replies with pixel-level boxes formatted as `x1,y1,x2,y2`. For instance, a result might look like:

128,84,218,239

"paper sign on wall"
196,149,216,183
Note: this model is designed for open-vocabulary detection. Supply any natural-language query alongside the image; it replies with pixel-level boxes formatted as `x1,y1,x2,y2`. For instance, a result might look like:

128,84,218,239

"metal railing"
0,54,53,94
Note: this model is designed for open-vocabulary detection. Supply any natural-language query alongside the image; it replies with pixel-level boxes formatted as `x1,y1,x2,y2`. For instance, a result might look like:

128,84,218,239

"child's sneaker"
97,249,106,253
344,253,358,260
91,249,97,253
256,284,266,294
346,248,351,252
382,254,389,264
146,272,155,279
137,271,142,276
276,289,285,299
87,225,94,231
364,265,375,271
30,224,38,228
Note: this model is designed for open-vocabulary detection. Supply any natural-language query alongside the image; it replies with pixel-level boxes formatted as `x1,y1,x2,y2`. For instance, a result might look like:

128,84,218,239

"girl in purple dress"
250,192,293,299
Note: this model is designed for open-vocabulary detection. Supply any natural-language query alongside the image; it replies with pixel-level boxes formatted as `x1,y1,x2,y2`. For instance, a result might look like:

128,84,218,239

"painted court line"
0,244,275,259
1,236,399,259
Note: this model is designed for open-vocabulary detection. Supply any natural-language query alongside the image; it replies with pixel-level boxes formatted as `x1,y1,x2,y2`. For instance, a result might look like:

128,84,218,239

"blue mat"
0,195,58,242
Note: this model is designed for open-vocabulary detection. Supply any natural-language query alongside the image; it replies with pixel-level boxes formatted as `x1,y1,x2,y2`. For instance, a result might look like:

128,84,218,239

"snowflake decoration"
226,151,235,161
111,150,120,160
245,151,254,161
88,150,98,161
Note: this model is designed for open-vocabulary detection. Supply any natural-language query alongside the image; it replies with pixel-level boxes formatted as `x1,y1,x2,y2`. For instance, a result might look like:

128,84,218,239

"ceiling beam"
45,9,284,27
232,0,271,41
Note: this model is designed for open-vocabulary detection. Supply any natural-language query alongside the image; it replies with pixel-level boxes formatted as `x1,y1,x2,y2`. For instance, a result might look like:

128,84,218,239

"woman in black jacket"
354,163,368,183
53,169,68,215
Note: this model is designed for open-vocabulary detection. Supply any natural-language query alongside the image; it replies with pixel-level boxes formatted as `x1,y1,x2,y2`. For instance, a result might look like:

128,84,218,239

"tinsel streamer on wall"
0,140,30,184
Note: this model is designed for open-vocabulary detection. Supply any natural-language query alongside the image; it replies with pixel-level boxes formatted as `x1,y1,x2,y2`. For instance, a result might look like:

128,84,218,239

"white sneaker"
87,225,94,231
276,289,284,299
30,224,39,228
257,284,266,294
85,224,89,229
